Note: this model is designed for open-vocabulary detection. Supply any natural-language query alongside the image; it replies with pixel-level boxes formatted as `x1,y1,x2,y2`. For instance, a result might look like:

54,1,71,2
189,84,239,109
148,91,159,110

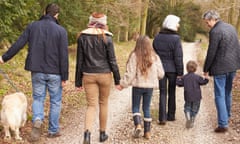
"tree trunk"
116,28,120,43
236,8,240,36
228,0,235,24
136,0,141,35
140,0,149,35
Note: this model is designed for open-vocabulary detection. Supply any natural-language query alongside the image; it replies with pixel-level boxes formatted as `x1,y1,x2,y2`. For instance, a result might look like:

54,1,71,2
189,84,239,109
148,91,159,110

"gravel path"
41,42,240,144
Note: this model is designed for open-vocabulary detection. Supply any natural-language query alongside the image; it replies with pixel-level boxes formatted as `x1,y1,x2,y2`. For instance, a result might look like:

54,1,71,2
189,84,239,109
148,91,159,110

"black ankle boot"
99,131,108,142
83,130,91,144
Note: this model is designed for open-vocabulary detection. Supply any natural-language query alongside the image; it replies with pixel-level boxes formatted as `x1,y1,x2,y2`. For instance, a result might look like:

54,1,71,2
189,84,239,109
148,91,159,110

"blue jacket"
203,21,240,76
153,29,183,76
2,15,69,80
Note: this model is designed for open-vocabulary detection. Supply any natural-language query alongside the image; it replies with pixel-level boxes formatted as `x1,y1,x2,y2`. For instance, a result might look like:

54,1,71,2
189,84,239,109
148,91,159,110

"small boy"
176,60,209,128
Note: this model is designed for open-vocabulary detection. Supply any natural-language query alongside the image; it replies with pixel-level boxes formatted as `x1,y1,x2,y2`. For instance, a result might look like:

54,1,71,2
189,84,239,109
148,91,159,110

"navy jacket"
2,15,69,80
203,21,240,76
153,29,183,76
176,73,209,102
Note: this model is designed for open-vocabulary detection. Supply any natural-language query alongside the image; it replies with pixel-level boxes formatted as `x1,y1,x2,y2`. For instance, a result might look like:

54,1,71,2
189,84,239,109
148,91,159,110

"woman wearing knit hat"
75,12,121,144
153,14,184,125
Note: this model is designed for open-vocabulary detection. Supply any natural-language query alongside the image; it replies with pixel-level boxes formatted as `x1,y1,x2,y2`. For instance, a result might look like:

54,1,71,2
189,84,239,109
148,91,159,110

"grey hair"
202,10,220,20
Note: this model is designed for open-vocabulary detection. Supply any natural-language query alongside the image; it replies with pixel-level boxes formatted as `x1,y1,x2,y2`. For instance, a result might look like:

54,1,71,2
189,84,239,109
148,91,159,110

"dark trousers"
159,72,177,121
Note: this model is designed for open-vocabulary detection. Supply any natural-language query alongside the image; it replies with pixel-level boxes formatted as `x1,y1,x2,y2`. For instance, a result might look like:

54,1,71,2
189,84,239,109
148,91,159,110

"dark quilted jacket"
203,21,240,75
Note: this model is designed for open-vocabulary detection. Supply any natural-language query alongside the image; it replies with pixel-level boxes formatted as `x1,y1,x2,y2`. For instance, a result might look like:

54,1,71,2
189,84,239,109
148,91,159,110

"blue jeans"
184,101,201,117
132,87,153,119
31,72,62,134
213,71,236,128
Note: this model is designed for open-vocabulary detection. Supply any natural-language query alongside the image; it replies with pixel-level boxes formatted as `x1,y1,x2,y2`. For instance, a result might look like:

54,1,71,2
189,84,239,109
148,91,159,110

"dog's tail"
2,107,23,130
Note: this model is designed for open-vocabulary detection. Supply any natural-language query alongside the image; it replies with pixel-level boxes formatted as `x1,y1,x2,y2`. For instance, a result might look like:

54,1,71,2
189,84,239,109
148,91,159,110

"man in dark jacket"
202,10,240,133
0,3,68,141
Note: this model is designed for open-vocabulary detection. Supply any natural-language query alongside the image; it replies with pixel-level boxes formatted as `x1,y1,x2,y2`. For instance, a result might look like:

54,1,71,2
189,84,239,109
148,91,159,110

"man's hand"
0,56,4,64
62,81,67,87
203,72,209,79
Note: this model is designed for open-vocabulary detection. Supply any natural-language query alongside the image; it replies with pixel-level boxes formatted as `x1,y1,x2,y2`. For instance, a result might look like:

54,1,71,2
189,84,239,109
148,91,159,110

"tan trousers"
83,73,112,132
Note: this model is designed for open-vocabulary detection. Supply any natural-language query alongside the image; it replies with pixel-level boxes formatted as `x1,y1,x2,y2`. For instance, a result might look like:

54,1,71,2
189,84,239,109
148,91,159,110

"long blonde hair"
128,35,158,78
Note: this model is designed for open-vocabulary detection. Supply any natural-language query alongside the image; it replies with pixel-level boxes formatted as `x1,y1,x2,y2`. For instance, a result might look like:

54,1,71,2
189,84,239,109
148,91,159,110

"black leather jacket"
75,28,120,87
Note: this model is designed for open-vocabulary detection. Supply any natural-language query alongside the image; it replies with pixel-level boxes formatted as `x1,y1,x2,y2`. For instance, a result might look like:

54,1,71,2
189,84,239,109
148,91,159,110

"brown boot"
143,120,151,139
133,124,142,138
133,114,142,138
144,131,151,139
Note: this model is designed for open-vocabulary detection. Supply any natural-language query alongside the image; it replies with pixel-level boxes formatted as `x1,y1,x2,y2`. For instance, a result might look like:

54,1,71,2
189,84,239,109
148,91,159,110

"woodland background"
0,0,240,47
0,1,240,143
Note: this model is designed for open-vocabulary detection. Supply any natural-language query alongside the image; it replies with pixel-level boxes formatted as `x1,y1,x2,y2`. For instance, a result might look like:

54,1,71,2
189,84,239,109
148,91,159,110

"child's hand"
115,85,123,91
76,86,84,92
177,75,183,79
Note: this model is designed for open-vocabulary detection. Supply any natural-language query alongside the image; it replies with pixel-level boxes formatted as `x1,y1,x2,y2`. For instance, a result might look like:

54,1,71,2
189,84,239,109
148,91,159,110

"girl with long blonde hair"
118,35,164,139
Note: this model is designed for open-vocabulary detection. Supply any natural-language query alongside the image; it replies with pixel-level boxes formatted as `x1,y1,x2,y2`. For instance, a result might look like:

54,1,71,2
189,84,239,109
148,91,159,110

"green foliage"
0,0,207,45
147,0,204,42
177,2,203,42
0,0,40,43
31,0,117,44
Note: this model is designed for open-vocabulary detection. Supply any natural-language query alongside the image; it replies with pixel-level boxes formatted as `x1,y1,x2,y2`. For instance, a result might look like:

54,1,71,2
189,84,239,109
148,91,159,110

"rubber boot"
133,114,142,138
99,131,108,142
185,112,191,129
143,120,151,139
83,130,91,144
190,116,195,128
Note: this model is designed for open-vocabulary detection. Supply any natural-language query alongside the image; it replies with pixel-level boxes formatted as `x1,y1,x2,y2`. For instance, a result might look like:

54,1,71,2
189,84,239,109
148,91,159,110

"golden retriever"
0,92,27,140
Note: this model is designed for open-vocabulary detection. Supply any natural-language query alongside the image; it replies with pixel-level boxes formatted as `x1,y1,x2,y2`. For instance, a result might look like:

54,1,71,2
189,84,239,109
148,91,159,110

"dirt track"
42,42,240,144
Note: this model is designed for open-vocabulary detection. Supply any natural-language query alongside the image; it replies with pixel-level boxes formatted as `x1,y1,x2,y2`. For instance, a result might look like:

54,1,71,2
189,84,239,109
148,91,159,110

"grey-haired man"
202,10,240,133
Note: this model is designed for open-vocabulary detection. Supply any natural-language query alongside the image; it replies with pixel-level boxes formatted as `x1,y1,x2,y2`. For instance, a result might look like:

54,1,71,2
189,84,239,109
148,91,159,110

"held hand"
76,86,84,92
115,85,123,91
203,72,208,77
204,75,209,79
0,56,4,64
177,75,183,79
62,81,67,87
